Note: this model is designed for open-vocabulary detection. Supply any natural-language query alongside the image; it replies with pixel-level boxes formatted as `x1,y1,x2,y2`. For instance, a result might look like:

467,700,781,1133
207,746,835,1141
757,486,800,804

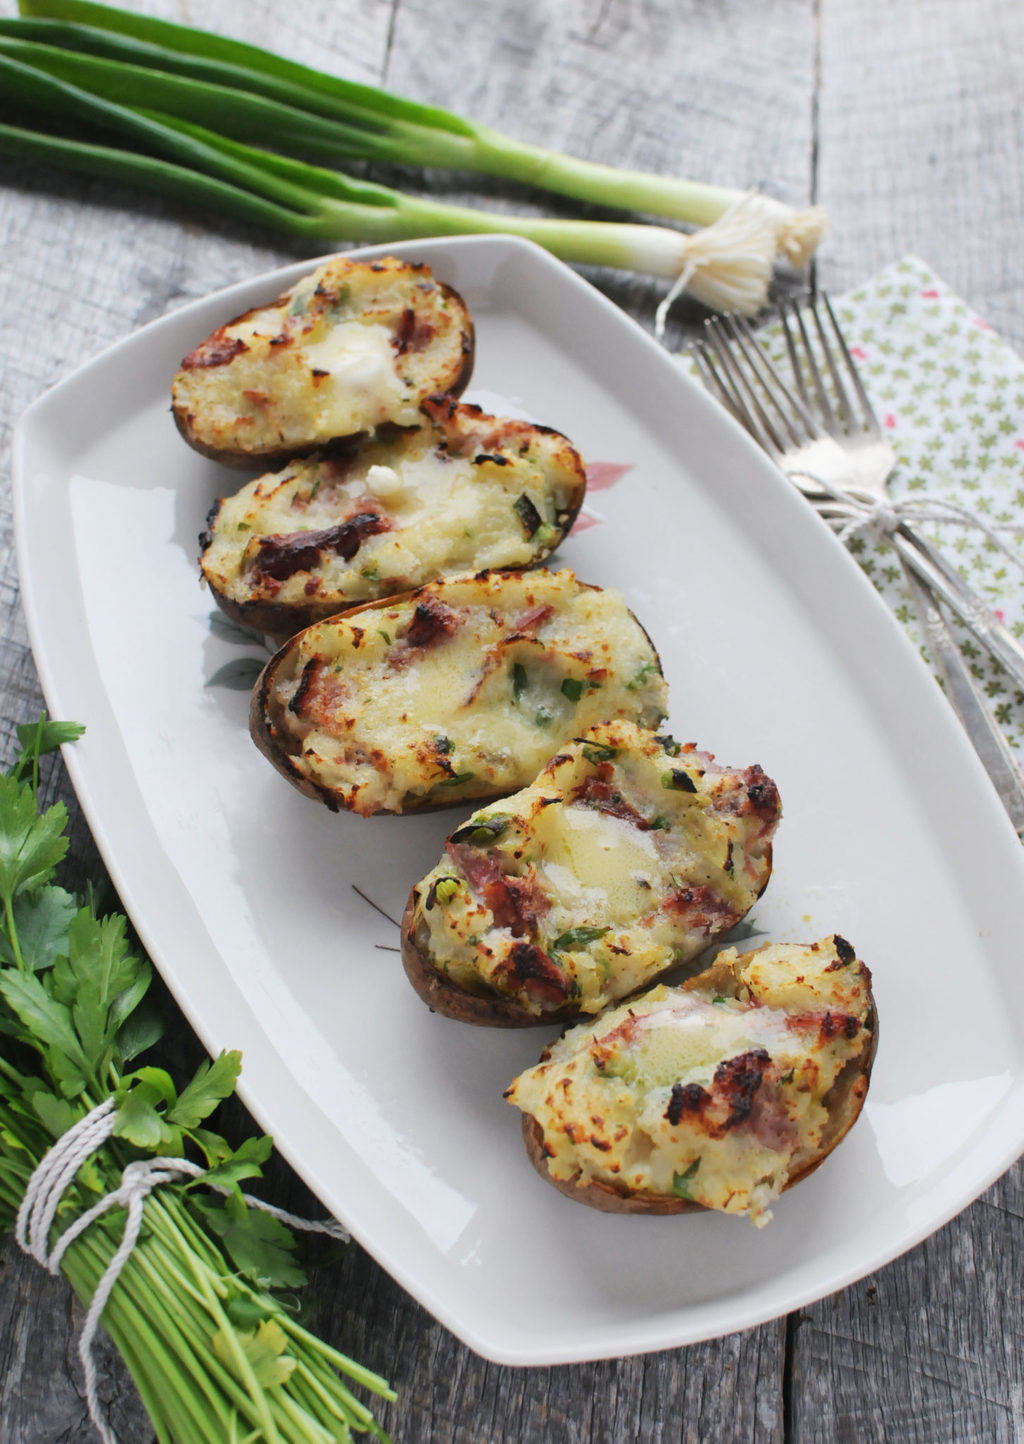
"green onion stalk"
0,0,825,314
0,719,394,1443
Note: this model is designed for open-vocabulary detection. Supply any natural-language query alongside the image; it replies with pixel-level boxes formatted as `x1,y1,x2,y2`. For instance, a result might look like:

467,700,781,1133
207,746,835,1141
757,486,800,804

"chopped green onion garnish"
551,926,610,953
625,660,656,691
662,768,698,793
449,813,510,843
574,737,618,764
672,1158,702,1200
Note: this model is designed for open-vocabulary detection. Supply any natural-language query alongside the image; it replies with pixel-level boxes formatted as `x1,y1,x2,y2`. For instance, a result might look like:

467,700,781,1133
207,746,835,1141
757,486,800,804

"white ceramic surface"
13,234,1024,1364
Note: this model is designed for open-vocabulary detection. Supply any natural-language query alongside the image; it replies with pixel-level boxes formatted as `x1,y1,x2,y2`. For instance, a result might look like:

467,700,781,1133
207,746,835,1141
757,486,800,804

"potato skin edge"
400,892,581,1028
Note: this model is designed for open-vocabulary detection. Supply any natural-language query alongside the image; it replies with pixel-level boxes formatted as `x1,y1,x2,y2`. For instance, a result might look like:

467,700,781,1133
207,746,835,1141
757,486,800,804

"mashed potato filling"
413,721,780,1015
506,937,874,1224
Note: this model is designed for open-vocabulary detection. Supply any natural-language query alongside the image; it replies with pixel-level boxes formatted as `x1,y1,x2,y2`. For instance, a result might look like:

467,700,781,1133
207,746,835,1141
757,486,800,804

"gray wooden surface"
1,1,1022,1439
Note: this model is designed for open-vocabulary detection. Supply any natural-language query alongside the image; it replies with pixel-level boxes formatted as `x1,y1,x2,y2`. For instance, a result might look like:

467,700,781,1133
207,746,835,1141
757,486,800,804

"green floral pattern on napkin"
765,256,1024,747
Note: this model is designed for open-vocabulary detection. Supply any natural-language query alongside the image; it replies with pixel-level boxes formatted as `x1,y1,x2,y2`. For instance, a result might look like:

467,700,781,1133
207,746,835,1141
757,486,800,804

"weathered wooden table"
1,2,1022,1439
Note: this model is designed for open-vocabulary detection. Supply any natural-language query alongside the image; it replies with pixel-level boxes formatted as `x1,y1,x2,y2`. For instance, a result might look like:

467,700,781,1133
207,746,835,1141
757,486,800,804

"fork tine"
693,346,785,461
779,301,814,413
821,294,883,436
807,296,860,434
691,345,750,429
700,323,789,455
785,300,840,435
719,315,821,446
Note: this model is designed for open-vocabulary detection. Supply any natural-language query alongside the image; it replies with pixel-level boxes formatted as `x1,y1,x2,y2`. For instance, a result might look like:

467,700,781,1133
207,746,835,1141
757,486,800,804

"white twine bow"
787,468,1024,573
16,1097,349,1444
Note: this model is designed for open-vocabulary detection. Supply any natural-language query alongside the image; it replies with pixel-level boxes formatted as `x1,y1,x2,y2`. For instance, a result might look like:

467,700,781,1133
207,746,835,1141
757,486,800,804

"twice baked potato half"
402,722,781,1026
172,255,473,466
506,935,876,1224
250,570,667,817
200,396,586,639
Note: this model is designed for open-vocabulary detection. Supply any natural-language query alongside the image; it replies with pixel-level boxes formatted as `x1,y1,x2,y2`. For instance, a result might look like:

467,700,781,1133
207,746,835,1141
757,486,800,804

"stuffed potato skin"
200,396,586,641
250,570,667,817
507,936,877,1224
172,255,473,467
402,722,781,1025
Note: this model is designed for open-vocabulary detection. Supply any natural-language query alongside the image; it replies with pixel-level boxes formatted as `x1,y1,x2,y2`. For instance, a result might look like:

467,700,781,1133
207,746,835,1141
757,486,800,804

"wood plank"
788,1167,1024,1443
815,0,1024,346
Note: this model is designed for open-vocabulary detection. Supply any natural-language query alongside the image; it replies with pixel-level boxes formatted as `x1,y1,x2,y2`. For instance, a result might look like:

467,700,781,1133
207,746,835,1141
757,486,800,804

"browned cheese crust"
518,941,877,1216
172,256,474,467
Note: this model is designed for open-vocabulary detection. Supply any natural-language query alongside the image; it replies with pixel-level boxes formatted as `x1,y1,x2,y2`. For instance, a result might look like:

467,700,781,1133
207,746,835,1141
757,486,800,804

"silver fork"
692,295,1024,835
696,297,1024,694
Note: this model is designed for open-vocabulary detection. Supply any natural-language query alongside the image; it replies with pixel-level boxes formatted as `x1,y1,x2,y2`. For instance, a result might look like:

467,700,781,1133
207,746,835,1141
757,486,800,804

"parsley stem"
3,893,25,971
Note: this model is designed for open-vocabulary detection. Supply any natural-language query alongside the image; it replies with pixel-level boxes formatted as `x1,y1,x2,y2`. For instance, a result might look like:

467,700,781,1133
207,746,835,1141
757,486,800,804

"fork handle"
898,559,1024,837
890,523,1024,694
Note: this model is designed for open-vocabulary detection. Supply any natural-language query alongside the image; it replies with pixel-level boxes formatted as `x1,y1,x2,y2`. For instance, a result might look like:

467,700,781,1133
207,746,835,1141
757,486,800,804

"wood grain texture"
0,0,1023,1439
815,0,1024,346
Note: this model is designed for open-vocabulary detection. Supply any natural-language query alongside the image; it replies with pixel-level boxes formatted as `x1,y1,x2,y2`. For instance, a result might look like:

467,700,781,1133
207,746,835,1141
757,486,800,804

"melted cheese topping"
265,571,667,814
506,937,874,1224
413,722,780,1014
202,421,581,615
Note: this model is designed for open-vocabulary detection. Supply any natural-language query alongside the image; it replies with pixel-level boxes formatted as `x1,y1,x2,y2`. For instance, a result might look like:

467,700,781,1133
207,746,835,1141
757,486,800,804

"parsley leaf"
551,926,610,953
168,1051,243,1129
195,1193,306,1290
213,1319,296,1388
0,778,69,907
0,886,77,971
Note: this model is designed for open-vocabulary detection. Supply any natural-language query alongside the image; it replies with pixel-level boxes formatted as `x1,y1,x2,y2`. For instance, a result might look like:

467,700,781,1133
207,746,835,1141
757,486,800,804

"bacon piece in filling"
495,941,570,1003
400,596,460,651
393,306,437,354
446,842,550,937
663,1047,797,1151
572,773,653,829
250,509,391,583
662,883,739,935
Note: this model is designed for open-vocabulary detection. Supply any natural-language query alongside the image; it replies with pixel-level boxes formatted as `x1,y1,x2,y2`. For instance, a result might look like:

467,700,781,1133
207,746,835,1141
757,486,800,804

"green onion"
429,877,461,907
11,1,827,271
662,768,698,793
671,1158,702,1200
573,737,619,764
449,814,510,845
550,926,610,954
2,0,826,313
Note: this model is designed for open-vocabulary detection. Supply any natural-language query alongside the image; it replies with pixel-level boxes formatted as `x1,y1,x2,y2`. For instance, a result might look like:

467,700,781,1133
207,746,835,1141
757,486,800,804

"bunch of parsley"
0,718,393,1443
